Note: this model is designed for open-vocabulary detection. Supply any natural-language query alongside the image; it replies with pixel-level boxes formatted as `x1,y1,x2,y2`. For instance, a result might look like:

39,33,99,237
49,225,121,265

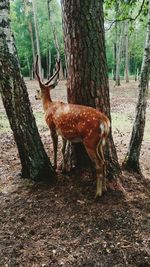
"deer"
35,55,110,198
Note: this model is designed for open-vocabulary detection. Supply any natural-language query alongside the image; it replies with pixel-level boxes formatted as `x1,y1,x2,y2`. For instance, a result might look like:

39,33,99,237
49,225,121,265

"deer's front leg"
83,138,107,198
51,130,58,170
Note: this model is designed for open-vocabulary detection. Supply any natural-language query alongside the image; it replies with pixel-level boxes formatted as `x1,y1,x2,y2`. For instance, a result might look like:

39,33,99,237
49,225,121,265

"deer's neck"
42,89,52,112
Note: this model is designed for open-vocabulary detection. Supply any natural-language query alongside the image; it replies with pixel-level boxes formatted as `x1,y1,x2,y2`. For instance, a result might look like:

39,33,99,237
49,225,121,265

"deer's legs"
61,138,67,171
84,139,106,197
51,130,58,169
95,162,105,197
96,140,107,193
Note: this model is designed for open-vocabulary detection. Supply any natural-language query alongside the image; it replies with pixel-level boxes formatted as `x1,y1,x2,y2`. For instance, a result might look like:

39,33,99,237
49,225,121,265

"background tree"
124,20,130,83
24,0,36,78
9,0,147,81
105,0,147,80
10,0,64,78
32,0,42,76
47,0,64,80
0,0,55,183
123,0,150,173
115,23,124,86
61,0,121,181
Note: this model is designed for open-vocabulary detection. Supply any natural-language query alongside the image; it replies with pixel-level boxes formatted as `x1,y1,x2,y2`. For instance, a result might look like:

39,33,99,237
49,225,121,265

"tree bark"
113,1,119,82
123,1,150,173
113,42,117,81
124,20,129,83
47,0,64,80
24,0,36,67
0,0,55,183
28,22,36,63
115,24,124,86
32,0,42,76
61,0,120,180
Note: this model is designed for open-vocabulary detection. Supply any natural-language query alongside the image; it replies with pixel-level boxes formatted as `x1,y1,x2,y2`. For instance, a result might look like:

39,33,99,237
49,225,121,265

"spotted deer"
35,56,110,197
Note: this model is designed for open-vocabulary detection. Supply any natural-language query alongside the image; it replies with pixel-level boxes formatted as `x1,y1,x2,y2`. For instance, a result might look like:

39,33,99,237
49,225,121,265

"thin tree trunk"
113,42,117,81
0,0,55,183
136,68,139,81
28,22,36,64
26,56,31,79
124,20,129,83
47,0,64,80
123,1,150,173
32,0,42,76
24,0,36,64
28,21,36,79
115,24,124,86
113,1,119,82
53,30,64,80
49,47,52,77
61,0,121,181
24,0,36,78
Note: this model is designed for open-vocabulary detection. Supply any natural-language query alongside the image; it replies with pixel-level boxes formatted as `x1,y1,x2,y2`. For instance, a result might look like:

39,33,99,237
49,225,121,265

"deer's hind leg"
83,138,106,198
96,139,107,193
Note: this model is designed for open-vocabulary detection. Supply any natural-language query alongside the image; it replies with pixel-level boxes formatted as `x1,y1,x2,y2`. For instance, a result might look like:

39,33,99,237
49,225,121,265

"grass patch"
111,113,132,132
0,111,46,134
111,112,150,141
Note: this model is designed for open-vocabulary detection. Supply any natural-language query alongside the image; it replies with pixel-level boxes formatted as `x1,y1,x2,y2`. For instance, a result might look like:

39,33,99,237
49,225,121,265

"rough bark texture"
0,0,55,183
123,1,150,173
61,0,120,180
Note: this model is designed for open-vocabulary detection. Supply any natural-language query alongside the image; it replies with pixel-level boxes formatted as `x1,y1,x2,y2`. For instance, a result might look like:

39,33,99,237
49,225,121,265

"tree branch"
105,0,146,31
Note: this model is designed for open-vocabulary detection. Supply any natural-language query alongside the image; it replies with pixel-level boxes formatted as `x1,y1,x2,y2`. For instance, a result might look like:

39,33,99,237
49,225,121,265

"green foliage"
10,0,147,78
10,0,32,75
10,0,64,77
105,0,147,77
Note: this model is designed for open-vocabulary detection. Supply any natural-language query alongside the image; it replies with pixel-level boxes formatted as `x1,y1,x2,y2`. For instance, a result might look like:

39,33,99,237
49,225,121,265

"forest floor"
0,80,150,267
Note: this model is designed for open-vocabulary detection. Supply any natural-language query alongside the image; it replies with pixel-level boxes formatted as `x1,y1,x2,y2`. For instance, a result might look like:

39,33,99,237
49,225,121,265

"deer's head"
35,55,60,100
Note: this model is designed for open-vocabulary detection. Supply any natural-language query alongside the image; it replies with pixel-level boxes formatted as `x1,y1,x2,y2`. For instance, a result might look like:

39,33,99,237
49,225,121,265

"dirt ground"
0,80,150,267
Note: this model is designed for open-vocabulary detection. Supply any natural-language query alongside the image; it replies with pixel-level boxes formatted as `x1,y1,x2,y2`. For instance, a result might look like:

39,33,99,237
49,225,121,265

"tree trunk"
24,0,36,65
123,1,150,173
61,0,120,181
47,0,64,80
0,0,55,183
113,1,119,82
115,24,124,86
28,22,36,63
113,42,117,81
48,47,51,78
135,68,139,81
26,56,31,79
124,20,129,83
32,0,42,76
